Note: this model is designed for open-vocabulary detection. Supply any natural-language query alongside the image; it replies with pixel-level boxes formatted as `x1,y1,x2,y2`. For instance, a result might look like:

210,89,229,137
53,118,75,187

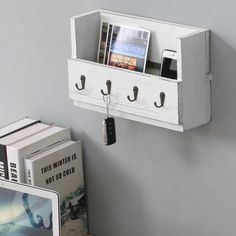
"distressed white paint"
68,10,211,131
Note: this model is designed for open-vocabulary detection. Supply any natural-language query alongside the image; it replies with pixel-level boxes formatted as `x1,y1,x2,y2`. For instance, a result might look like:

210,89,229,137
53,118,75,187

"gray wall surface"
1,1,236,236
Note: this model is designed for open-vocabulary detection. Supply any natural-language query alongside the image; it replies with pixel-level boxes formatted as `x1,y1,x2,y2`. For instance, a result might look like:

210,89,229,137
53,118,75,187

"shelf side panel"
71,12,100,61
178,30,211,130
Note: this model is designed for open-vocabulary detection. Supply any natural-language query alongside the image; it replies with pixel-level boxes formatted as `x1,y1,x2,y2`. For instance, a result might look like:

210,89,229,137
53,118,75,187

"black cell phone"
160,50,177,80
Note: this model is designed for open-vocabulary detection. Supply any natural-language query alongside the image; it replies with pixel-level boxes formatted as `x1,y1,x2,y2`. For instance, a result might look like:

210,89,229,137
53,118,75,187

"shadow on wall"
154,30,236,167
79,131,152,236
191,31,236,143
62,31,236,236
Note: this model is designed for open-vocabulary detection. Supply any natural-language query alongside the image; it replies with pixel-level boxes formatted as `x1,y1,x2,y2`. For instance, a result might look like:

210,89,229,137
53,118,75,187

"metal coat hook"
75,75,86,90
101,80,111,96
154,92,165,108
127,86,138,102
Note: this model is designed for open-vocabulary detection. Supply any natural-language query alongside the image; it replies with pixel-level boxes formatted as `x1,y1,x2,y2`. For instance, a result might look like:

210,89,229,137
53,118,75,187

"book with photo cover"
108,25,150,72
0,187,55,236
24,140,87,236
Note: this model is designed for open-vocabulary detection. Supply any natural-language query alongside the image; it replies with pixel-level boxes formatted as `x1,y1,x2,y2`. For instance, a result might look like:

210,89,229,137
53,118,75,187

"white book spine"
24,158,34,185
7,147,20,182
7,147,36,183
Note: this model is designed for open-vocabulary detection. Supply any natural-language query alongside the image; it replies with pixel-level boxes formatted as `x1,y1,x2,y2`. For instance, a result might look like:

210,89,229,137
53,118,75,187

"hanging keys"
103,94,116,146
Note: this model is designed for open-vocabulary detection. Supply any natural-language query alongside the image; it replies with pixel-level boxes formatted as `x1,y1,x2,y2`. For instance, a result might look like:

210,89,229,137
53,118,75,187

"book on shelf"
7,125,71,183
0,122,49,180
24,140,88,236
97,22,150,72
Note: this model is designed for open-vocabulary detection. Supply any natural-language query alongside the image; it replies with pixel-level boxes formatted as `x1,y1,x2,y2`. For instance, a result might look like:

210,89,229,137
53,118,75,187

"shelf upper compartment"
70,9,210,80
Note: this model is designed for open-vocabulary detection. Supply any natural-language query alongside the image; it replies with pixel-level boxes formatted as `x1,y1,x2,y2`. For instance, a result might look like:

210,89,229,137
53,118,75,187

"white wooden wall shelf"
68,9,211,132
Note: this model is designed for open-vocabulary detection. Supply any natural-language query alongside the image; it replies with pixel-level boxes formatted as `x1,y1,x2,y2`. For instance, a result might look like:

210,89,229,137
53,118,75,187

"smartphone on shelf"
160,50,177,80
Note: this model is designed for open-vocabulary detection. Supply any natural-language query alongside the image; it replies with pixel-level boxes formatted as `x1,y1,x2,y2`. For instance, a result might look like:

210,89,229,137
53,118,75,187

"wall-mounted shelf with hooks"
68,9,211,132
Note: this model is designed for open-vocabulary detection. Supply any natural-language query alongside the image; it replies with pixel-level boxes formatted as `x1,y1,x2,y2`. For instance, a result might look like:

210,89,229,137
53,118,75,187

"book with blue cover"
0,188,54,236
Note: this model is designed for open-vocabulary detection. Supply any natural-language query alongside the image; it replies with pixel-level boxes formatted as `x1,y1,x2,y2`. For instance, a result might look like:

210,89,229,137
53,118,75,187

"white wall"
1,1,236,236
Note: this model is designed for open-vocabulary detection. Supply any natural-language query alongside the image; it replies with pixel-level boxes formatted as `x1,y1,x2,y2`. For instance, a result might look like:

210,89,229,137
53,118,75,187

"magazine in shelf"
97,22,109,64
104,24,114,65
97,22,150,72
97,22,114,65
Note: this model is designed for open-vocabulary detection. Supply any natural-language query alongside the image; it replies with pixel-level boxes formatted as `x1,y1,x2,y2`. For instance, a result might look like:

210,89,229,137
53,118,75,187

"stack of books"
0,117,88,236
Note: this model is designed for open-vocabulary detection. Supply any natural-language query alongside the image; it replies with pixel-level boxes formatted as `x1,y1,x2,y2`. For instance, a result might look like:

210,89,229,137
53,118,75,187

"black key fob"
103,117,116,145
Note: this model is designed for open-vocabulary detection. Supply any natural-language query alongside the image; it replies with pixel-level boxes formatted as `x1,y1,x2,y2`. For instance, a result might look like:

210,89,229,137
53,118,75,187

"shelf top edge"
71,9,209,32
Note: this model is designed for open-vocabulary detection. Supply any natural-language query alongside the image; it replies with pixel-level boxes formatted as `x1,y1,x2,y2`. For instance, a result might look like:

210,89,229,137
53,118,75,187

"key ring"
103,94,111,117
103,94,111,104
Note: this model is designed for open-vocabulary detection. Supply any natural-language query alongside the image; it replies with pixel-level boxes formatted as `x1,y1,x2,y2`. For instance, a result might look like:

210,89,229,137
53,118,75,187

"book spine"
24,158,34,185
0,144,8,179
105,24,114,65
7,147,21,182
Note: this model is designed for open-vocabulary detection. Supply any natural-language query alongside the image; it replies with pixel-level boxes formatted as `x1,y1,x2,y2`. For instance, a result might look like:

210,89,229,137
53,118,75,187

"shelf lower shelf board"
73,100,184,132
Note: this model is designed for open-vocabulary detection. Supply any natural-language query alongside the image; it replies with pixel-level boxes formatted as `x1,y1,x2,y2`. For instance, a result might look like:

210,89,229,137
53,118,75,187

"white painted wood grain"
68,59,180,124
72,10,201,64
69,10,211,131
71,11,100,61
74,100,184,132
100,11,198,63
178,30,211,130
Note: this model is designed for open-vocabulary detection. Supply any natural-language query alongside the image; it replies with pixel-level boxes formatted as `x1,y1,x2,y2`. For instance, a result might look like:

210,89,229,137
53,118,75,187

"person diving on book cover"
0,189,53,236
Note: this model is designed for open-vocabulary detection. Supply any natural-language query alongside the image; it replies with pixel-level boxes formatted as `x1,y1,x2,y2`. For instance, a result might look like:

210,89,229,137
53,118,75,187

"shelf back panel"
100,11,200,63
71,10,203,65
71,12,101,61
